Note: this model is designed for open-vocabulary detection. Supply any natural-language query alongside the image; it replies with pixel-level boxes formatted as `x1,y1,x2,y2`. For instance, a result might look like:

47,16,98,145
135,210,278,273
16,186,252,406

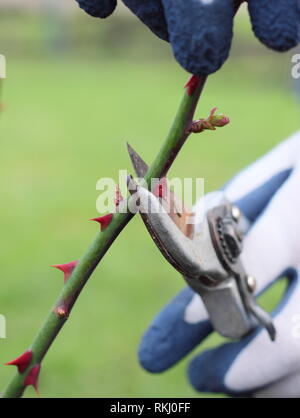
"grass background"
0,4,299,397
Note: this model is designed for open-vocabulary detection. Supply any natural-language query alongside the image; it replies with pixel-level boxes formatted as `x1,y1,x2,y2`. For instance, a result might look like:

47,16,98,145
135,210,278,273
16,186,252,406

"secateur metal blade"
127,143,194,238
127,143,276,341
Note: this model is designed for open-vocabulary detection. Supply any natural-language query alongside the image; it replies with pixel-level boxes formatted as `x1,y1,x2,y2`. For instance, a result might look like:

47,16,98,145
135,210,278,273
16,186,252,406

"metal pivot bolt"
246,276,256,293
231,205,241,222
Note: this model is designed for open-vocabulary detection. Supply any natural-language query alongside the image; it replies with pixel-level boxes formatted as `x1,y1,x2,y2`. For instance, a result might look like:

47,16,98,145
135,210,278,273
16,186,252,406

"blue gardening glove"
138,131,300,398
75,0,300,75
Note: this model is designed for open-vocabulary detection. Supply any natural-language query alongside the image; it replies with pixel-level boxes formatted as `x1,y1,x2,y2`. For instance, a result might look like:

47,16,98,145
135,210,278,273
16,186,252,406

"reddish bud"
189,107,230,133
52,260,78,283
115,185,123,207
24,364,41,394
91,213,113,230
5,350,33,373
208,107,230,127
211,115,230,127
184,75,200,96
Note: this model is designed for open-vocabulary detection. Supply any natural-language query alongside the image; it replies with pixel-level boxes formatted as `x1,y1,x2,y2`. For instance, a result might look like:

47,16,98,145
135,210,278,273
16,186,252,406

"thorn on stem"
115,185,123,207
184,75,200,96
90,213,113,231
153,178,168,199
24,364,41,394
52,260,78,283
5,350,33,373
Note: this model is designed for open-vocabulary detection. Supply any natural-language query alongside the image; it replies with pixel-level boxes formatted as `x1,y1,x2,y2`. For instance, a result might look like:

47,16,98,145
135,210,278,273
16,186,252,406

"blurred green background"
0,2,299,398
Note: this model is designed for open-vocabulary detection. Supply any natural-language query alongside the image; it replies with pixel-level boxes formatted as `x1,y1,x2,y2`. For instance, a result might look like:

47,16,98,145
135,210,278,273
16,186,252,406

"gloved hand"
75,0,300,75
138,131,300,398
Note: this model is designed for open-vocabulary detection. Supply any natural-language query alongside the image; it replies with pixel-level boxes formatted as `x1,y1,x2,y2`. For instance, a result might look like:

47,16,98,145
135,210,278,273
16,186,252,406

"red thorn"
153,178,168,199
184,75,200,96
91,213,113,231
115,185,124,207
5,350,33,373
24,364,41,394
52,260,78,283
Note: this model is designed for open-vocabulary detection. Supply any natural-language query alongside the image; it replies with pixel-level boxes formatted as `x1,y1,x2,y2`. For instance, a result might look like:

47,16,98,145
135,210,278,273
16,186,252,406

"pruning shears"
127,144,276,341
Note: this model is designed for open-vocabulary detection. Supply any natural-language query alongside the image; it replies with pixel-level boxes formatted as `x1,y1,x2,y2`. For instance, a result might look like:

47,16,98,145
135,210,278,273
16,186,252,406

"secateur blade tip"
127,143,148,178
